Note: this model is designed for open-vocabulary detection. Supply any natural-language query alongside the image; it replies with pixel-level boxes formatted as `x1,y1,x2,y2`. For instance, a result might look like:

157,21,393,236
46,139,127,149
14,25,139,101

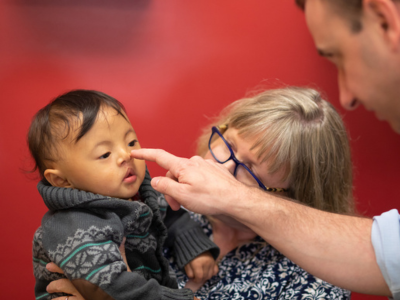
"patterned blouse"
164,213,351,300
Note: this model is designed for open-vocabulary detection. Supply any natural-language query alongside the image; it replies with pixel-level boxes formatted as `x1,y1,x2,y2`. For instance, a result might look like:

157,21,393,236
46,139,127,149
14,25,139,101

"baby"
29,90,219,300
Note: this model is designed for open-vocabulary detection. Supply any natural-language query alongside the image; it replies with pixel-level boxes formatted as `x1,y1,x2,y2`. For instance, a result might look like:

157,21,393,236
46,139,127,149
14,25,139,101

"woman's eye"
224,138,236,152
128,140,138,147
224,140,233,150
99,152,111,159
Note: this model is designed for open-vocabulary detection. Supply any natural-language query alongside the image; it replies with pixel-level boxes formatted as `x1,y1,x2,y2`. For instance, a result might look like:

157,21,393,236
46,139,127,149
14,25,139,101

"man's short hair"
295,0,364,32
295,0,362,11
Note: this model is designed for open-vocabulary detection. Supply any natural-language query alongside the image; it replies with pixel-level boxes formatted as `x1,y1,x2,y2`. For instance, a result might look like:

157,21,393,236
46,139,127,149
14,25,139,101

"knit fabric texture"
32,169,197,300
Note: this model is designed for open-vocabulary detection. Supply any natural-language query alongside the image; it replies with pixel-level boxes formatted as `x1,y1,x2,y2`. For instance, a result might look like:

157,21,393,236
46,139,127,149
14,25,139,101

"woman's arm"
46,263,85,300
130,148,391,297
39,213,194,300
45,237,130,300
46,263,204,300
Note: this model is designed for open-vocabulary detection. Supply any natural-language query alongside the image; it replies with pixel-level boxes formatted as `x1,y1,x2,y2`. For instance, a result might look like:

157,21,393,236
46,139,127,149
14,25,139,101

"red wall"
1,1,398,299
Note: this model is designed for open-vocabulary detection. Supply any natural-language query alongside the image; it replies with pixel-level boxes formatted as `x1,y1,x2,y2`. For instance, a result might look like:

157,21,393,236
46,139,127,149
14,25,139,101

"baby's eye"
128,140,138,147
99,152,111,159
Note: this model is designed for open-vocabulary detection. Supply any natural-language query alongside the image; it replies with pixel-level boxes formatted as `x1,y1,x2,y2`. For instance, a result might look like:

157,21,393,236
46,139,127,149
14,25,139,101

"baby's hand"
184,251,218,286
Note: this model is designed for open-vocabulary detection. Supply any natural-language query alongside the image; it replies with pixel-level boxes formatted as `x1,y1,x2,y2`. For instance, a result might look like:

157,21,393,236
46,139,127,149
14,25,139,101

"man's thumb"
151,177,181,210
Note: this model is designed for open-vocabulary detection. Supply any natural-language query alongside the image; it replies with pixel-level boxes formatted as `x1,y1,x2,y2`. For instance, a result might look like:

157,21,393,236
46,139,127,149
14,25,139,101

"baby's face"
51,106,146,199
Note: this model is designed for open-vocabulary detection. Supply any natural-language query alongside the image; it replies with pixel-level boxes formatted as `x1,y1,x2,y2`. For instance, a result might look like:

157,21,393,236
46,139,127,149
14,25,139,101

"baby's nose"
119,148,132,165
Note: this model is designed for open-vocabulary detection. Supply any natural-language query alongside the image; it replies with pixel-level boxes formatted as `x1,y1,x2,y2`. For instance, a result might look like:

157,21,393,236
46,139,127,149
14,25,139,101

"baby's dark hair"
28,89,127,178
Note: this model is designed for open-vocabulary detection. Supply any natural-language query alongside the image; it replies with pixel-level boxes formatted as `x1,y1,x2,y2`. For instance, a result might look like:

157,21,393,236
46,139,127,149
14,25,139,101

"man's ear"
44,169,73,188
364,0,400,51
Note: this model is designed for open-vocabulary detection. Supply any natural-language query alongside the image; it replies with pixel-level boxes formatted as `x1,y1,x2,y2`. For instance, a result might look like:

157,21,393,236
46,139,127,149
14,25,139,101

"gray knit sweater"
33,169,218,300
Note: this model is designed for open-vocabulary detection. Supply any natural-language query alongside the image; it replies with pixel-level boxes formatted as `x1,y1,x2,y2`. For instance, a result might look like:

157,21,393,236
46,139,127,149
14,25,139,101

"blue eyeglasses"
208,125,288,193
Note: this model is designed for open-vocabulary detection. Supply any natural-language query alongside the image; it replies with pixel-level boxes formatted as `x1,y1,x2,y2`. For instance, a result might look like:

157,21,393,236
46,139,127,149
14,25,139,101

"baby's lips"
124,168,135,179
123,167,138,183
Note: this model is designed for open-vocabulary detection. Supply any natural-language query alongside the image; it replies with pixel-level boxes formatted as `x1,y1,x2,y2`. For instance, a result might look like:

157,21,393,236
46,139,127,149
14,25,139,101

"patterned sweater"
33,170,219,300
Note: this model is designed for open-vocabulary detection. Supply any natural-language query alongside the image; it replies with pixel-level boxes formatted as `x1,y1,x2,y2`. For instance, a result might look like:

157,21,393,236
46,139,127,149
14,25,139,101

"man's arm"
131,148,391,297
231,186,390,296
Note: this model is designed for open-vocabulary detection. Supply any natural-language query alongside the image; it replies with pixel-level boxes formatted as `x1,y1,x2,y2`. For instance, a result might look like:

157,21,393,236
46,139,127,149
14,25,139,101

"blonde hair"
197,87,354,214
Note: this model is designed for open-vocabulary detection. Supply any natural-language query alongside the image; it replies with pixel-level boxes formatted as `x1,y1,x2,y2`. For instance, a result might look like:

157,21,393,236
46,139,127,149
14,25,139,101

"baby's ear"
44,169,72,188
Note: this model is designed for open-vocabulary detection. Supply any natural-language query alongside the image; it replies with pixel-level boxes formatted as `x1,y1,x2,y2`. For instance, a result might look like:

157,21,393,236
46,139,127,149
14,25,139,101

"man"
131,0,400,298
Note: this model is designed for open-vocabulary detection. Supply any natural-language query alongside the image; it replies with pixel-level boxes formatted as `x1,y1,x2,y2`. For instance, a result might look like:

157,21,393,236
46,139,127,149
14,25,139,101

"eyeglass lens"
209,132,262,188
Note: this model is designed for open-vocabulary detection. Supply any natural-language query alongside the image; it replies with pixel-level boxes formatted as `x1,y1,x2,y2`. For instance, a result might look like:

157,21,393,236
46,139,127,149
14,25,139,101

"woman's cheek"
203,151,215,161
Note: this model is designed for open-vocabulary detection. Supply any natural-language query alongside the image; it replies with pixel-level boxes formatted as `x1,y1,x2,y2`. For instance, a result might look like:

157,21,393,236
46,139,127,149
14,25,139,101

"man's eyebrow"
317,48,334,57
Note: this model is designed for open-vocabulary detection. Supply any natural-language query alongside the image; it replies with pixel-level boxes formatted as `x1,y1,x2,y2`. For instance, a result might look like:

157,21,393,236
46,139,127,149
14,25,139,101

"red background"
1,1,398,299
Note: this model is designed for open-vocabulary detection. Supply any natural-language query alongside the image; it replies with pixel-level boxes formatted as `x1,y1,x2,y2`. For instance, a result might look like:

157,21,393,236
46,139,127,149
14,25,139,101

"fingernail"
152,177,160,187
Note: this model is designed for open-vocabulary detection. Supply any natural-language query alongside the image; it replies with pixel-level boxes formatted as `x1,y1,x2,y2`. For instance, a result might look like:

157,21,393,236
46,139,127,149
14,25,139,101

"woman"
47,87,354,299
164,86,353,299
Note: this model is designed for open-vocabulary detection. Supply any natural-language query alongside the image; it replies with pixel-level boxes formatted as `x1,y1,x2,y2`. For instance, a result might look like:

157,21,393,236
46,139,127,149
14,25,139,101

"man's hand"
131,148,245,215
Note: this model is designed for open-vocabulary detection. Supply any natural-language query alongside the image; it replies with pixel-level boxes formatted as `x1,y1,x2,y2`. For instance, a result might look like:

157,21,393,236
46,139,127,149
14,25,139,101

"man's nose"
338,70,359,110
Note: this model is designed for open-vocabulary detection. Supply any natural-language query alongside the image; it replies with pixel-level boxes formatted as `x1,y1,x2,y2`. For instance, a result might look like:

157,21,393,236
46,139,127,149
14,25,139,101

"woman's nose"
223,158,237,175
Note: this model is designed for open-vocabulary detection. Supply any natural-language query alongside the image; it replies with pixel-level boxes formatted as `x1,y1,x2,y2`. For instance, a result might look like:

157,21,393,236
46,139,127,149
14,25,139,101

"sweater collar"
37,167,158,211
